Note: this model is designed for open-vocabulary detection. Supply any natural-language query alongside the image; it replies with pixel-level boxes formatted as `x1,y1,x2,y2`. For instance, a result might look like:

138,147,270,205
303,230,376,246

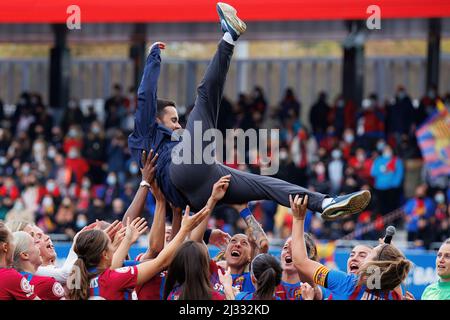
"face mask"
383,150,392,158
82,180,91,189
279,150,288,161
428,90,436,99
46,181,56,192
22,165,31,175
107,175,117,186
68,129,77,138
47,149,56,159
76,218,87,229
377,142,386,152
435,194,445,204
331,150,342,160
92,126,101,135
337,100,345,108
34,143,45,152
362,99,371,110
344,134,354,144
129,165,139,175
68,149,78,159
0,157,7,165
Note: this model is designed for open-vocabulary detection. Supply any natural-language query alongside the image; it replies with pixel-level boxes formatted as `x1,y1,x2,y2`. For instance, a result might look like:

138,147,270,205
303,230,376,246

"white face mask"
107,175,117,186
22,165,31,175
46,181,56,192
383,150,393,158
331,150,342,160
279,150,288,161
377,142,386,152
68,149,79,159
68,129,77,138
34,143,45,152
47,148,56,159
435,194,445,204
129,165,139,175
344,134,354,144
82,180,91,189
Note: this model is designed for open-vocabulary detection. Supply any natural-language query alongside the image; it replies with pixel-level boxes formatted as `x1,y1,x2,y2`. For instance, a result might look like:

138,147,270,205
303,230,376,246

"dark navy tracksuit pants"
169,40,327,212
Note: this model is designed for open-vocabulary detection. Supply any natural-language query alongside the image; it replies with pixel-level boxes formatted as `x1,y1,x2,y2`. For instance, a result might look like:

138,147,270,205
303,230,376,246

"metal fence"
1,55,450,120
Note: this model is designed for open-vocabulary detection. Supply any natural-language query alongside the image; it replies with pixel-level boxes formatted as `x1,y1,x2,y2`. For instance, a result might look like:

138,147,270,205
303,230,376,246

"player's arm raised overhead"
111,217,148,269
133,42,165,139
135,205,211,286
290,195,326,286
238,204,269,256
190,175,231,245
141,178,166,260
121,149,158,225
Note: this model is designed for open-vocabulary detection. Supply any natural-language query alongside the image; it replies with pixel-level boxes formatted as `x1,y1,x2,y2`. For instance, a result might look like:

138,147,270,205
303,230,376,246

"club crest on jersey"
294,289,302,299
233,275,245,290
52,282,65,298
20,278,33,294
116,266,133,274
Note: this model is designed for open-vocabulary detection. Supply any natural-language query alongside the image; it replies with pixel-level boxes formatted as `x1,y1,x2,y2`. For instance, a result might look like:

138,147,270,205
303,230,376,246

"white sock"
321,197,333,210
223,32,235,46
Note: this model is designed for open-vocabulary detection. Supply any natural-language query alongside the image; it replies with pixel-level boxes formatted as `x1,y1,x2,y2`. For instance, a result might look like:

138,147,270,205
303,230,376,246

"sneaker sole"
321,190,371,221
217,2,247,39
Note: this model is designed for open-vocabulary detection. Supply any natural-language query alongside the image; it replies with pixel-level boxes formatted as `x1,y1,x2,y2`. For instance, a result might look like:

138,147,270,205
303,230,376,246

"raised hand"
210,175,231,203
141,149,159,183
218,267,233,289
300,282,315,300
150,41,166,52
124,217,148,244
111,227,126,252
289,194,309,220
209,229,231,250
104,220,123,242
180,205,211,232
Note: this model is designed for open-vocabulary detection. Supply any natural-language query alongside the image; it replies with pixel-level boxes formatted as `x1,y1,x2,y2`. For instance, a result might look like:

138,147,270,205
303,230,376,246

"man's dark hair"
157,99,176,118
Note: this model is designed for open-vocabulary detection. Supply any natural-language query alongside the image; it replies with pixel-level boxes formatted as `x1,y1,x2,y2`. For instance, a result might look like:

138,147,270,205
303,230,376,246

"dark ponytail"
67,230,109,300
251,254,282,300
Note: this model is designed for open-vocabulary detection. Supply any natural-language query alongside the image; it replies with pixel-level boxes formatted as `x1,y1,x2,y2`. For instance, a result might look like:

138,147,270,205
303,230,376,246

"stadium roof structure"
1,0,450,23
1,1,449,43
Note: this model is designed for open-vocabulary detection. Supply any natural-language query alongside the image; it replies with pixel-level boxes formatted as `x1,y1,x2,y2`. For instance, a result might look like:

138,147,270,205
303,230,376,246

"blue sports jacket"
128,45,187,208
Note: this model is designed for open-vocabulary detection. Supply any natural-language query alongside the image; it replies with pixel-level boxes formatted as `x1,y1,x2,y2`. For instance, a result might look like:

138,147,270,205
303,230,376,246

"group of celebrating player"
1,148,448,300
1,2,449,300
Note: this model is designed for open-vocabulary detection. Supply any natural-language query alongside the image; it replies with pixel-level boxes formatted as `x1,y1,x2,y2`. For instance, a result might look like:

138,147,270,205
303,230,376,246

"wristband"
140,180,151,188
239,207,252,219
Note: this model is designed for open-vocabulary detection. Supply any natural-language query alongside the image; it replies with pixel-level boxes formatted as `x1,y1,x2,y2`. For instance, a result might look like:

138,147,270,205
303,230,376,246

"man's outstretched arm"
133,42,165,139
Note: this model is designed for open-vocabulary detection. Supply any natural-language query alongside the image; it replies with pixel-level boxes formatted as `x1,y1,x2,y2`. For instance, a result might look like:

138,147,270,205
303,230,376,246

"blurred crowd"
0,84,449,248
